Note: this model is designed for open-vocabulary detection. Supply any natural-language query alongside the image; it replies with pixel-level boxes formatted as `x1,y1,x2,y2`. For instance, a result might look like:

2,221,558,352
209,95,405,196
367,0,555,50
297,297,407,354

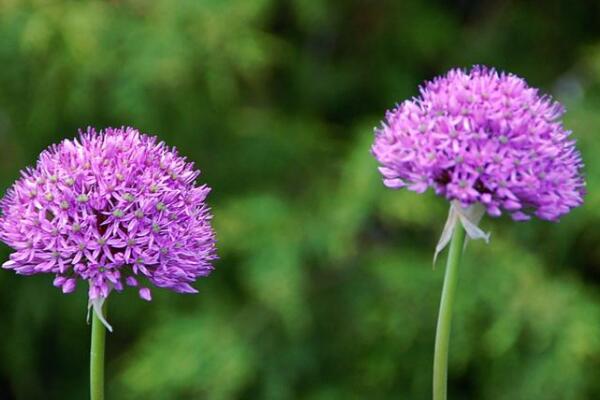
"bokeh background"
0,1,599,399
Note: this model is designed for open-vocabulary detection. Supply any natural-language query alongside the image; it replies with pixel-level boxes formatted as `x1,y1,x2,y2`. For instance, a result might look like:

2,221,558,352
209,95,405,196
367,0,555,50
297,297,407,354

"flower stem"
90,302,107,400
433,222,465,400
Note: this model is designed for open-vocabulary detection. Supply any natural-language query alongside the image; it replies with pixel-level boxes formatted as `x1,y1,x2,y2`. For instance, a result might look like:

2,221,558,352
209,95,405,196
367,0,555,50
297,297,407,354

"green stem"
90,303,107,400
433,222,465,400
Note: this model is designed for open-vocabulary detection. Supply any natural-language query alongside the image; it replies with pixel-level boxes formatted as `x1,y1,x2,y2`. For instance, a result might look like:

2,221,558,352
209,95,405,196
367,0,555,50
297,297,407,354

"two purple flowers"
0,66,584,400
0,66,586,328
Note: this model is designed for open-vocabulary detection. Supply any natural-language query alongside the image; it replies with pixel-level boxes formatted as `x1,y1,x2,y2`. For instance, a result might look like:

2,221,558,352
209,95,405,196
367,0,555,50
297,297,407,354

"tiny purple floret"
0,127,217,303
372,66,585,221
139,287,152,301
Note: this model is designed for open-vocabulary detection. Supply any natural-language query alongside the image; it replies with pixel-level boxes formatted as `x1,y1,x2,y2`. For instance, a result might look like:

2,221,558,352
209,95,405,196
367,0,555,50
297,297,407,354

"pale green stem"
433,222,465,400
90,302,107,400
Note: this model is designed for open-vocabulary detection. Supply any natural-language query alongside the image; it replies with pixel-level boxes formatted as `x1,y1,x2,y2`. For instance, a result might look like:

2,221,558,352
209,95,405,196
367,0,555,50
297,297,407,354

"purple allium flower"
0,127,217,329
372,66,585,222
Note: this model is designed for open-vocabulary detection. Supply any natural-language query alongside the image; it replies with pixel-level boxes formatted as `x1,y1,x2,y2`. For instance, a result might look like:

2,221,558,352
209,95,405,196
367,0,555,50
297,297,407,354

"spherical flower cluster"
0,127,217,305
372,66,585,221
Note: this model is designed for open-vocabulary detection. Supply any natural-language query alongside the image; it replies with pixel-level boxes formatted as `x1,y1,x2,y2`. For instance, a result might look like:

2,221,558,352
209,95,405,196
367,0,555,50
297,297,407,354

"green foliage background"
0,1,599,399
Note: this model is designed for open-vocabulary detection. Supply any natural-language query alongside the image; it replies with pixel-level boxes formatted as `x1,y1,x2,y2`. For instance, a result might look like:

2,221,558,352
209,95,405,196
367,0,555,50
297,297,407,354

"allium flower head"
372,66,585,222
0,127,217,329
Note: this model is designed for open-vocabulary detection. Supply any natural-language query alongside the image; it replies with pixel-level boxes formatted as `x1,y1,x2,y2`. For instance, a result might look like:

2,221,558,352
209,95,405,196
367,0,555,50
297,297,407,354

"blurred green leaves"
118,314,256,400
